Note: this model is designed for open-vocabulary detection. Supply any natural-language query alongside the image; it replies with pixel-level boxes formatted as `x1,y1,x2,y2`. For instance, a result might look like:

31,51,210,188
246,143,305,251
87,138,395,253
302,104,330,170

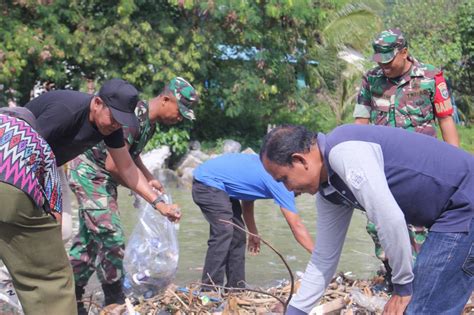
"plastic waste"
123,194,179,299
200,295,210,305
176,287,221,303
350,287,387,313
0,265,23,314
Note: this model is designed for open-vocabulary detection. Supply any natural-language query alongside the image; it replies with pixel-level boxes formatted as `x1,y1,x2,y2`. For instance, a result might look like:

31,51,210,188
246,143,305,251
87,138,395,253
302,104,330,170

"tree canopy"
2,0,470,153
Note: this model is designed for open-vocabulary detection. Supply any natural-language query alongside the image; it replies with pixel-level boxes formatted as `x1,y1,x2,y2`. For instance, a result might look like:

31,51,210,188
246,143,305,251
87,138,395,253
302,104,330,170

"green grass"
436,125,474,153
457,126,474,153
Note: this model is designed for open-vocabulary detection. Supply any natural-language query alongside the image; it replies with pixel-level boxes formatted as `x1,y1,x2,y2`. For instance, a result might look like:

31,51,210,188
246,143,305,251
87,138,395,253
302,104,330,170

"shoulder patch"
437,82,449,100
346,168,367,190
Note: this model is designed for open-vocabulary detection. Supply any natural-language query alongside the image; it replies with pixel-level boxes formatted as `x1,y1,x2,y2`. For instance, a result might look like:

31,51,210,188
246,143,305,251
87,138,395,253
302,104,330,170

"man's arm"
134,155,164,192
241,200,260,255
106,145,180,221
438,116,460,147
354,118,370,125
353,73,373,122
433,72,459,147
105,140,165,192
280,207,314,253
288,193,353,314
105,142,131,187
328,141,413,314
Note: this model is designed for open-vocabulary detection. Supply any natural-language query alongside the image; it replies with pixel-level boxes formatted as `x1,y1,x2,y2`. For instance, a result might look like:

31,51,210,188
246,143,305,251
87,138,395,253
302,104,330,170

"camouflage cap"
372,28,407,64
166,77,199,120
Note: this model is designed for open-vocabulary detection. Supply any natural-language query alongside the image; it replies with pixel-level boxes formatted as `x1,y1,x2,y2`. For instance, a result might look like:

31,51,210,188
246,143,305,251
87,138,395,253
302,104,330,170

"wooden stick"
309,297,348,315
218,219,295,312
193,282,286,306
167,288,190,310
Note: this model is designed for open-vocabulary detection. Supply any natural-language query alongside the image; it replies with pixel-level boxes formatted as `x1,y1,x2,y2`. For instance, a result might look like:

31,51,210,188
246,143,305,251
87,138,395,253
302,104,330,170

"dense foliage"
385,0,474,122
2,0,471,155
0,0,383,152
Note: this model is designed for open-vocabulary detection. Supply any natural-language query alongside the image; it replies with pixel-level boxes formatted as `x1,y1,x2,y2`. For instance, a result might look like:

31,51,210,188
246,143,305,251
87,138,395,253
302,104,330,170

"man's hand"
247,235,261,255
155,202,182,222
52,211,62,222
149,179,165,193
383,294,411,315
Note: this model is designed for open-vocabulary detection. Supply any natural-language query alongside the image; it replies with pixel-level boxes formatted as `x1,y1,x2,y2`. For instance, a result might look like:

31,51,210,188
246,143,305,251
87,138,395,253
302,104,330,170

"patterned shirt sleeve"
353,74,373,119
0,115,62,215
38,147,63,214
433,71,454,118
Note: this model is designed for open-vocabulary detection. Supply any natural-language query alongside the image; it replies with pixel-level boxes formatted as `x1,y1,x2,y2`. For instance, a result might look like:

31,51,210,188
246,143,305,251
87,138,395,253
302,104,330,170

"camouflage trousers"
366,220,428,262
67,155,125,287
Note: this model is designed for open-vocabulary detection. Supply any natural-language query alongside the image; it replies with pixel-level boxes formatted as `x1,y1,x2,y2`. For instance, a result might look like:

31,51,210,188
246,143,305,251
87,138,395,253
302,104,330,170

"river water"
115,186,381,287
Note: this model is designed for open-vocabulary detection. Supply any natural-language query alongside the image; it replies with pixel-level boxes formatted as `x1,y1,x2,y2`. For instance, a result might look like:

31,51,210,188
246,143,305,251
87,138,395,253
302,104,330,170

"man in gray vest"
260,124,473,315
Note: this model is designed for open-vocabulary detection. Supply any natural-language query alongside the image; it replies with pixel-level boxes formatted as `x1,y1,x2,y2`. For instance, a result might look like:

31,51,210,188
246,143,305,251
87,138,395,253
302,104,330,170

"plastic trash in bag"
0,265,23,314
123,194,179,300
350,287,387,313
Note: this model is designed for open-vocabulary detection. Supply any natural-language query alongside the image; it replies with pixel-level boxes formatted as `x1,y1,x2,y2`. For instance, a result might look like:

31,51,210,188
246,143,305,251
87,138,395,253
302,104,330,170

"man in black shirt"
25,79,180,221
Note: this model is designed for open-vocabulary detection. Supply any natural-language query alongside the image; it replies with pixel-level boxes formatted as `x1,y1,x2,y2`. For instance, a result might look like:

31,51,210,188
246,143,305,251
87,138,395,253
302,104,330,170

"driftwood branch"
194,282,286,307
219,219,294,311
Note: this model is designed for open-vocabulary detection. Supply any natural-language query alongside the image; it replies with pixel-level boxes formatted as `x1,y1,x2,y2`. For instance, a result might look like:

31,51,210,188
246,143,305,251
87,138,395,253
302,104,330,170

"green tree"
310,0,384,125
385,0,473,122
0,0,382,152
456,0,474,121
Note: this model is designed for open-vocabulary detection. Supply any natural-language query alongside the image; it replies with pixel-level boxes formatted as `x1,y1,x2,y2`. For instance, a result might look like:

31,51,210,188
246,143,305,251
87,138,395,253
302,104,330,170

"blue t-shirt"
193,153,297,212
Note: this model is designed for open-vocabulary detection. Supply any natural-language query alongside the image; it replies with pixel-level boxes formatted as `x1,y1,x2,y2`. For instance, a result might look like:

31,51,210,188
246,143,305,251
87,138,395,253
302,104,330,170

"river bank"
79,274,474,315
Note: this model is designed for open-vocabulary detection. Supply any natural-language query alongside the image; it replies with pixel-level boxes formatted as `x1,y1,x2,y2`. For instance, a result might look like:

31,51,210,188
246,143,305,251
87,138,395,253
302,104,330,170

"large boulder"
188,149,210,162
176,154,203,176
222,139,241,153
179,167,195,188
156,169,181,188
141,146,171,172
241,147,257,155
189,140,201,151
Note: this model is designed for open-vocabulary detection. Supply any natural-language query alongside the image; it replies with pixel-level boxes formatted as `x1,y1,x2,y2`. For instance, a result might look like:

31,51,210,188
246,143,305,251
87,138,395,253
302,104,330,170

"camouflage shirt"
353,57,453,136
83,100,157,171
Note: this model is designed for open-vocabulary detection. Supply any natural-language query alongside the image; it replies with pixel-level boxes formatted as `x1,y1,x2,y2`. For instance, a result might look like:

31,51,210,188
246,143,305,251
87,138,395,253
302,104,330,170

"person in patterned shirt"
353,28,460,292
67,77,198,314
0,113,76,315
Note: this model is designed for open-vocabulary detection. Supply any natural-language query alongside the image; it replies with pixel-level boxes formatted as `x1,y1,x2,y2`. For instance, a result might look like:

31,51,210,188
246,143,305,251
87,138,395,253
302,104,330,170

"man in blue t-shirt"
192,153,314,289
260,124,473,315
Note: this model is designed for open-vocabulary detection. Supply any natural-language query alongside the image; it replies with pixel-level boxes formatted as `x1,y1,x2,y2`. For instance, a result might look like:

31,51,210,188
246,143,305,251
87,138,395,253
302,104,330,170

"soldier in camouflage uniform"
68,77,198,314
353,28,460,291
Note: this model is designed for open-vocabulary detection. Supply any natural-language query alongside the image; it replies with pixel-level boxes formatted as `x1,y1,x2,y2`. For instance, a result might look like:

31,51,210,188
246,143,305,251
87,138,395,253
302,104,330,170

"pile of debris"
95,271,474,315
98,273,392,315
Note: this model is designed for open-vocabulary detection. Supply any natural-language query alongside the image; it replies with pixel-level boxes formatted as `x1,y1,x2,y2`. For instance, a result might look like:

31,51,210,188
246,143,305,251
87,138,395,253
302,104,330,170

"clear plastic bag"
122,194,179,299
0,265,23,314
350,287,387,313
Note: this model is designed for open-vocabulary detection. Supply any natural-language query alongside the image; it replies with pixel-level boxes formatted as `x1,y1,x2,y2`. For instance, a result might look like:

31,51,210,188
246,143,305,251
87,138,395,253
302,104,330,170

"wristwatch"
151,196,164,209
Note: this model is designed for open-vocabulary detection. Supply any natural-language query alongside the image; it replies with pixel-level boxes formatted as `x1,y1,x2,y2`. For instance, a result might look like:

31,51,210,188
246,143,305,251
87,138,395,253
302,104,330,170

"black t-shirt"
25,90,125,166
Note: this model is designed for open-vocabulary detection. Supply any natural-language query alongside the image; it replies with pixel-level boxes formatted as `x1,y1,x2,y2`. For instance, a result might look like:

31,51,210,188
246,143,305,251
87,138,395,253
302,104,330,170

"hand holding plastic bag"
154,201,181,223
123,194,179,299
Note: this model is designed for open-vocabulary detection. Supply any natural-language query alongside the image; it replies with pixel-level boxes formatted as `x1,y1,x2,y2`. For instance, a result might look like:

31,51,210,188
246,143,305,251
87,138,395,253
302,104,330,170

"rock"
189,140,201,151
189,149,210,162
241,147,257,155
176,154,203,176
155,169,181,188
179,167,195,188
222,140,241,153
141,146,171,171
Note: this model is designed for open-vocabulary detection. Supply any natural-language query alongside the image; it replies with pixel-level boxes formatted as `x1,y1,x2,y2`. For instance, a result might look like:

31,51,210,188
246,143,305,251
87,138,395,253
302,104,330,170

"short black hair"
260,125,317,166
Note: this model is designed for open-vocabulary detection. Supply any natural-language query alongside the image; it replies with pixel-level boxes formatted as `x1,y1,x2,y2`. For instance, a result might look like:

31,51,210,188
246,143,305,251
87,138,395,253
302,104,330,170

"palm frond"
323,2,383,51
